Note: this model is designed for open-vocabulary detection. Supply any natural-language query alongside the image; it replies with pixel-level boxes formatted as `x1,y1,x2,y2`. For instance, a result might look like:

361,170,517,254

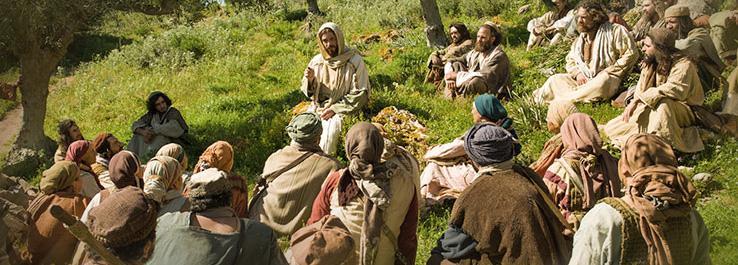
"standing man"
444,22,512,99
302,22,370,156
533,0,638,104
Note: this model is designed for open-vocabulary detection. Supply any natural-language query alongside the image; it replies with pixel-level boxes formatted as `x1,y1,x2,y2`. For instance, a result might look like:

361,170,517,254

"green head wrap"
474,94,508,121
286,112,323,144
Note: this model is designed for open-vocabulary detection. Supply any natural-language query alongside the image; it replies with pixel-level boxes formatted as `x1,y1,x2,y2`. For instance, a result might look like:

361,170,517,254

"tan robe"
724,63,738,115
419,137,477,205
248,145,340,236
533,22,638,104
709,11,738,63
329,145,419,265
676,27,725,91
527,9,576,50
445,45,512,98
605,58,705,153
26,192,87,265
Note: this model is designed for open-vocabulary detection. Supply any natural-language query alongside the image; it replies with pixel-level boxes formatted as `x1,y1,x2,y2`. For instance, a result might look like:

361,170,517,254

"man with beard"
526,0,576,50
665,5,725,91
444,22,511,99
54,119,84,162
533,0,638,104
631,0,662,44
301,22,370,156
426,23,474,89
605,28,706,153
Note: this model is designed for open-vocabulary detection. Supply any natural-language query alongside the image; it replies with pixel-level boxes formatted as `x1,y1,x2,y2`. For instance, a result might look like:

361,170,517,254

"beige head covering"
194,141,234,174
664,5,689,18
40,161,79,194
143,156,182,203
290,215,354,265
156,143,188,171
318,22,348,60
186,168,231,198
546,100,579,130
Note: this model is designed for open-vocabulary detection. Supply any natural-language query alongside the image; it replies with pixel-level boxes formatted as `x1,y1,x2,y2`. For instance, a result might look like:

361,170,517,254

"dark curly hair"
57,119,82,148
448,23,471,43
189,191,233,212
577,0,609,28
146,91,172,114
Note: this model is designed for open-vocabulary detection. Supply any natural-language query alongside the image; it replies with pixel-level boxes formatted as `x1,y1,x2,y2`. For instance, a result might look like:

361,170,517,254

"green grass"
14,0,738,263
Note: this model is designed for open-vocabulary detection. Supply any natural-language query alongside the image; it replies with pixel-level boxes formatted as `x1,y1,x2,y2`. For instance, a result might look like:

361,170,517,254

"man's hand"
623,100,640,121
446,80,457,92
575,73,588,86
304,67,315,82
445,71,458,81
692,15,710,28
321,109,335,120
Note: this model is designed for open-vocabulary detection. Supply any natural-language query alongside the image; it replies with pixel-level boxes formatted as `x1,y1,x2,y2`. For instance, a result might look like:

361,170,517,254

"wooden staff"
49,205,125,265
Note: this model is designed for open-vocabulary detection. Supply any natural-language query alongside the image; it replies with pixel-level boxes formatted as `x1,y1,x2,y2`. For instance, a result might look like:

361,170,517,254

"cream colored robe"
569,202,711,265
527,9,576,50
605,58,705,153
676,27,725,90
533,22,638,104
329,143,419,265
301,53,369,155
724,64,738,115
249,145,340,236
419,137,477,205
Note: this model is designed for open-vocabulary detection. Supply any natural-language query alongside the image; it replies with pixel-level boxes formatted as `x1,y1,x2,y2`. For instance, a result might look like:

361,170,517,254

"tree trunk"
14,49,61,150
306,0,321,14
420,0,447,48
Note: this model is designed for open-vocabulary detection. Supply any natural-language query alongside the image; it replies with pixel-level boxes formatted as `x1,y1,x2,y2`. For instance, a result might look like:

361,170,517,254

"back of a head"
290,215,354,265
109,151,141,189
463,123,514,167
87,186,158,263
186,168,232,212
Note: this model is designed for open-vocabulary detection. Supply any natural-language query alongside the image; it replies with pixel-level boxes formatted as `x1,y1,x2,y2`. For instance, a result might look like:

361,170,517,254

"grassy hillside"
33,0,738,263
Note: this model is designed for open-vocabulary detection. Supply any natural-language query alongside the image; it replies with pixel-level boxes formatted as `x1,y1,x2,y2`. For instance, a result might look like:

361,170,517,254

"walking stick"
49,205,126,265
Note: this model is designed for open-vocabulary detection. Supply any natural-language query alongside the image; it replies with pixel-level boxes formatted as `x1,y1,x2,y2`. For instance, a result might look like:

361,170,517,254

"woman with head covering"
143,156,187,216
90,132,124,190
308,122,418,265
531,100,579,176
191,141,248,218
82,187,158,265
542,113,621,229
248,112,341,236
419,93,520,206
73,151,143,265
427,123,571,265
65,140,102,198
25,161,88,265
127,91,189,160
156,143,190,186
570,134,711,265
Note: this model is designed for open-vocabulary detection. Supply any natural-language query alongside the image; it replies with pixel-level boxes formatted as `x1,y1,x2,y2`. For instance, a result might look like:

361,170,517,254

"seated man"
192,141,248,218
677,0,719,27
248,112,340,236
426,23,474,88
127,91,189,159
631,0,662,44
90,132,124,190
420,94,520,206
569,134,710,265
605,28,705,153
533,0,638,104
54,119,84,162
301,22,370,156
147,168,288,265
666,5,725,91
725,48,738,115
526,0,576,50
82,187,158,265
444,22,512,99
308,122,418,265
709,9,738,65
426,124,571,265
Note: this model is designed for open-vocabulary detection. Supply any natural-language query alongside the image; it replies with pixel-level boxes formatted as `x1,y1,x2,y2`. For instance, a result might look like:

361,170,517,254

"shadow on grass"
61,33,133,71
186,89,305,178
